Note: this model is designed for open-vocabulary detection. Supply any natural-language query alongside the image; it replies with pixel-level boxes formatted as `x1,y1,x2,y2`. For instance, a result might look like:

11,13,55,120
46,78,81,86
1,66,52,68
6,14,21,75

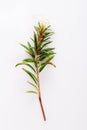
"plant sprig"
16,22,56,121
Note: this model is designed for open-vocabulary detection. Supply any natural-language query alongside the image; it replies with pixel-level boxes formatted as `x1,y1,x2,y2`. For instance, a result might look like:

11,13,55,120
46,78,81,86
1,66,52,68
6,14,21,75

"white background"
0,0,87,130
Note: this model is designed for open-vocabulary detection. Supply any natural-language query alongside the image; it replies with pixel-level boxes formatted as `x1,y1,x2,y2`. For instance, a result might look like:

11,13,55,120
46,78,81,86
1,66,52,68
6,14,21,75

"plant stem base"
39,96,46,121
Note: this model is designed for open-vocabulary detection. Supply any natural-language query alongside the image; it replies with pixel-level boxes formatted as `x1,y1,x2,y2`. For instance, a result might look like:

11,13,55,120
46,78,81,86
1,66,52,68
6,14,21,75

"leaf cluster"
16,22,56,94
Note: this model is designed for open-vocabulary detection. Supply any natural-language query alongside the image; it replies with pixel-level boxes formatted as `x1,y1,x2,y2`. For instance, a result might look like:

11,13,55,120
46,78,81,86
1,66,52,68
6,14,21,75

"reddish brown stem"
35,52,46,121
35,28,47,120
39,95,46,121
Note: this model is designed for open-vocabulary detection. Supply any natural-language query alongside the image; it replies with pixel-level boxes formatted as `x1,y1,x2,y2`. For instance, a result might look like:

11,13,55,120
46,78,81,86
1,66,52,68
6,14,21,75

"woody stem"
36,53,46,121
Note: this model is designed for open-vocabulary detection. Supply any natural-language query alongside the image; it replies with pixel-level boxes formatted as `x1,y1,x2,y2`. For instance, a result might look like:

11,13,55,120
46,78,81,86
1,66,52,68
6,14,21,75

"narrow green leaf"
30,33,37,50
27,42,35,57
30,37,34,43
41,41,52,49
43,25,51,32
39,56,55,72
20,43,34,57
26,90,37,94
20,43,29,51
46,55,55,63
22,68,37,84
47,62,56,67
15,62,35,72
27,81,38,90
39,64,46,72
15,63,20,67
25,63,35,72
40,48,55,54
34,32,37,50
45,32,54,35
23,58,35,63
44,32,54,38
39,52,56,61
38,22,40,27
25,51,33,57
42,37,50,43
34,26,38,32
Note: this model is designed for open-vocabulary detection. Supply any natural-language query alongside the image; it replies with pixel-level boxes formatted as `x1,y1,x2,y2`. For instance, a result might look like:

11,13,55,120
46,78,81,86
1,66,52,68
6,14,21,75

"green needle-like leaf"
40,48,55,54
42,37,50,43
15,62,36,72
39,64,46,72
26,90,37,94
47,62,56,67
46,55,55,63
39,52,56,61
27,42,35,57
39,56,55,72
43,25,51,32
34,32,37,50
20,43,34,57
22,68,37,84
34,26,38,32
41,41,52,49
27,81,38,90
23,58,35,63
20,43,29,51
